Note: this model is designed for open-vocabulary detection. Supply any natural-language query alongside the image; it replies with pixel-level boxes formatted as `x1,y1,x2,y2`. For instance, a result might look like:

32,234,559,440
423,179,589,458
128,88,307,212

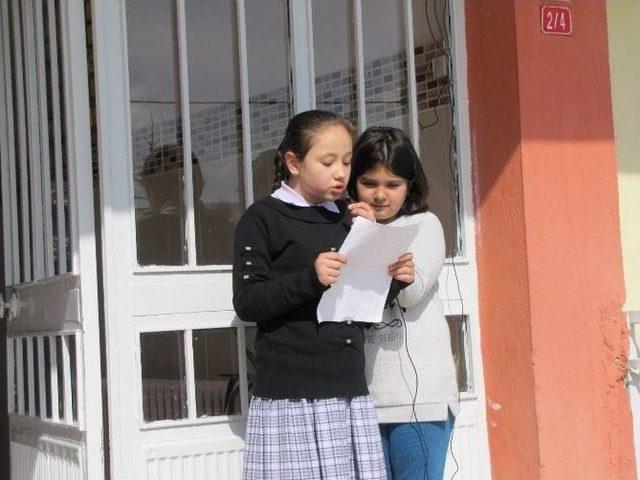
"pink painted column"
466,1,636,478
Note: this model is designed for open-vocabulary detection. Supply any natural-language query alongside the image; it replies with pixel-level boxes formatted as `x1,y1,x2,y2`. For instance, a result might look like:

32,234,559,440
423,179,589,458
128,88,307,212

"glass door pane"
192,328,240,417
126,0,187,266
186,0,245,265
362,0,409,132
246,0,292,201
140,331,188,422
311,0,358,124
412,0,460,257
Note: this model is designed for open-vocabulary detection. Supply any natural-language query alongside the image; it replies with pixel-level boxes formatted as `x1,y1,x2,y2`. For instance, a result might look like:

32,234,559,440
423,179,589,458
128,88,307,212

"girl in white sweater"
348,126,459,480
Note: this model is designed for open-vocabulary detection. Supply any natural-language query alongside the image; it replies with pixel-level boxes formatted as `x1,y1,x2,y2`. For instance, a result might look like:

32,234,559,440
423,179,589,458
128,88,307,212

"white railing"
7,333,79,426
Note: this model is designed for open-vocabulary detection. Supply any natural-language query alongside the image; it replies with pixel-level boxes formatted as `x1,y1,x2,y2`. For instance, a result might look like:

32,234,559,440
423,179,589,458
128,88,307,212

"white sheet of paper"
317,216,420,324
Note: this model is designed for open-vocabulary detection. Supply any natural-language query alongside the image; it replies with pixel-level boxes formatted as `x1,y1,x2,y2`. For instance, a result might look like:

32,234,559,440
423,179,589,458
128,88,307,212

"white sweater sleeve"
398,213,446,308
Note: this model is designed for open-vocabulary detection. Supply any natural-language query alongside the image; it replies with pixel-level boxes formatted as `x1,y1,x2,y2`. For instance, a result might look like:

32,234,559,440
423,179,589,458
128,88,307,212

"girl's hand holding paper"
316,217,419,324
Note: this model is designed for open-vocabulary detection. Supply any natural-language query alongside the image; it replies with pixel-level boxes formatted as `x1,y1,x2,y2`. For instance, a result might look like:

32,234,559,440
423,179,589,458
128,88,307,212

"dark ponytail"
272,110,354,191
272,146,290,192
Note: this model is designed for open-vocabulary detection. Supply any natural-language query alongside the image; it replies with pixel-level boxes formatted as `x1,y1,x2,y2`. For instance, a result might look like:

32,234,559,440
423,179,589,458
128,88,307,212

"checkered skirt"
242,395,387,480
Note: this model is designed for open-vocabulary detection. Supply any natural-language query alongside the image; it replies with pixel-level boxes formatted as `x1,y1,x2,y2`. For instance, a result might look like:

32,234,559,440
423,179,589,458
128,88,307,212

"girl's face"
285,124,352,204
356,165,409,223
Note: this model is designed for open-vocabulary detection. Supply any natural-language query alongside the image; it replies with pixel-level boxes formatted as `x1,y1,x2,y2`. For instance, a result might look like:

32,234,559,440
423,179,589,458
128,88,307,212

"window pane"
186,0,245,265
246,0,292,201
192,328,240,417
22,338,29,414
55,335,64,419
362,0,409,131
8,0,34,282
140,331,188,422
312,0,357,124
12,339,18,414
412,0,459,257
32,338,40,417
245,326,256,398
68,335,77,422
126,0,187,266
43,336,52,418
446,315,471,393
43,0,71,275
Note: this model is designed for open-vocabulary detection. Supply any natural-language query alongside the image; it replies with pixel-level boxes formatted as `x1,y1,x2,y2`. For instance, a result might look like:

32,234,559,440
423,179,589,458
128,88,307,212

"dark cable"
386,4,464,478
448,256,462,480
373,317,402,330
396,300,430,480
419,3,464,478
397,282,462,480
418,0,451,130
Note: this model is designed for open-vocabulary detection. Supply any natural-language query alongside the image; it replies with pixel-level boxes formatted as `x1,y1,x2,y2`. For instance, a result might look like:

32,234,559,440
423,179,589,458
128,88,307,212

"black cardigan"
232,196,368,399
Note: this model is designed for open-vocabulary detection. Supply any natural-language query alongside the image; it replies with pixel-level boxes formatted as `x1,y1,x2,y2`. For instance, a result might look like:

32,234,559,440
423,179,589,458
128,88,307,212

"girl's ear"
284,151,300,176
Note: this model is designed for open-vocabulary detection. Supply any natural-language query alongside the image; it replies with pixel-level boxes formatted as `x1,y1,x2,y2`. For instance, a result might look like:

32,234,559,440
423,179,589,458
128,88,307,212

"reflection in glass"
362,0,409,132
186,0,245,265
135,145,187,265
412,0,459,256
312,0,357,125
192,328,240,417
245,326,257,398
126,0,187,266
418,106,459,257
246,0,292,201
140,331,188,422
446,315,470,392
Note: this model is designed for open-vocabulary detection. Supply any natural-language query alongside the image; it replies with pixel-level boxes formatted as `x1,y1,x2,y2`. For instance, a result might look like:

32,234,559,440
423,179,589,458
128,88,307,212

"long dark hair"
272,110,354,191
348,126,429,215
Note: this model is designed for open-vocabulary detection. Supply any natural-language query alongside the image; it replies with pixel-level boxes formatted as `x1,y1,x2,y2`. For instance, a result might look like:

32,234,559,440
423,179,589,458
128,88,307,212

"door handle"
0,292,19,322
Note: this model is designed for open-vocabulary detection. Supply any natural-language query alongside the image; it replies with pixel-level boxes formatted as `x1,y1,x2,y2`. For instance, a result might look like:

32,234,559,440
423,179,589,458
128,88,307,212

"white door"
92,0,491,478
0,0,104,479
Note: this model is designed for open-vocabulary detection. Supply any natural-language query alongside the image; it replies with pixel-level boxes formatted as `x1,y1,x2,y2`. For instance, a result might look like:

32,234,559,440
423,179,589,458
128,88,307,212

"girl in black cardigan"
234,110,387,479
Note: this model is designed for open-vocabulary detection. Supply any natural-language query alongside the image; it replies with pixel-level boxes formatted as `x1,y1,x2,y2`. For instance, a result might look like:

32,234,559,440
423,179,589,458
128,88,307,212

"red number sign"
541,6,572,36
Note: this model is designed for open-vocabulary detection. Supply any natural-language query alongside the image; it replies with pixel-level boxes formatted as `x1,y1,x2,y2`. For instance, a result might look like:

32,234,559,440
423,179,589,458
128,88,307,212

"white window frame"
134,313,251,429
129,0,470,271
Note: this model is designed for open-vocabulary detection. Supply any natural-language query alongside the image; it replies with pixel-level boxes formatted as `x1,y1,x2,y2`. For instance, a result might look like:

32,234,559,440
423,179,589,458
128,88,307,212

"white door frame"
90,0,140,476
91,0,492,478
440,1,491,477
93,1,252,474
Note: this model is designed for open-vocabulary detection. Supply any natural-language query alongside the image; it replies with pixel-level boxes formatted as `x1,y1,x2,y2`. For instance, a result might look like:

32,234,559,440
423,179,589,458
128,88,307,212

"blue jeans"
379,413,454,480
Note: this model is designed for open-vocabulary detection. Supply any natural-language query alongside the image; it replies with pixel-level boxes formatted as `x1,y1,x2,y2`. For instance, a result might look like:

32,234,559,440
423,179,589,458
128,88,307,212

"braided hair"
272,110,354,191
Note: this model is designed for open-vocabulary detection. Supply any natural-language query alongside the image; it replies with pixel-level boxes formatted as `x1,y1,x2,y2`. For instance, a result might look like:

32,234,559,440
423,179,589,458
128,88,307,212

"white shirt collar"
271,181,340,213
